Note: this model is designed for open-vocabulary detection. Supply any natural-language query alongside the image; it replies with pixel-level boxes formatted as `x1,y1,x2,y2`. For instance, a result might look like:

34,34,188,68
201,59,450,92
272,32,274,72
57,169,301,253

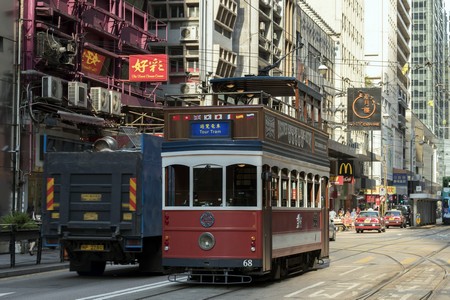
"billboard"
129,54,168,82
347,88,382,130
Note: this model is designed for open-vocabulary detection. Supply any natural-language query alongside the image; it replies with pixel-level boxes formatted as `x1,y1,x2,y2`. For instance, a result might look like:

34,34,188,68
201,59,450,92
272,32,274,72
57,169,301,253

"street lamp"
318,64,328,76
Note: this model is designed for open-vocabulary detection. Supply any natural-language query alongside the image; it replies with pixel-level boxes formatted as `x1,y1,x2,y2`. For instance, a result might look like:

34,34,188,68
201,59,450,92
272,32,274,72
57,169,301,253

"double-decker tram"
162,76,330,283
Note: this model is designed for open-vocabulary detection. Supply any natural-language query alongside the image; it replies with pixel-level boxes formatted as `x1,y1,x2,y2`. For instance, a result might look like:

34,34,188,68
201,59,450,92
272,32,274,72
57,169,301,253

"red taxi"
384,209,406,228
355,210,386,233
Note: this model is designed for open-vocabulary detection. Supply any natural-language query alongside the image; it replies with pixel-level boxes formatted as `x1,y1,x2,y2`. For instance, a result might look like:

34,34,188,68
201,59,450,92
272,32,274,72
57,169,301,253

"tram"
161,76,330,283
441,187,450,225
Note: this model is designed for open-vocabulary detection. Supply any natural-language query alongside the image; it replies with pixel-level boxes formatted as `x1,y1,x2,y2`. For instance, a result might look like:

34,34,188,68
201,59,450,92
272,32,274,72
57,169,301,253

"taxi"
354,210,386,233
384,209,406,228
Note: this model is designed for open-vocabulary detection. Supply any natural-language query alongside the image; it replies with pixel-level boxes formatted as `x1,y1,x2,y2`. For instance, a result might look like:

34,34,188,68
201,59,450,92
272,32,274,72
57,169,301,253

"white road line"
339,266,364,276
76,280,178,300
284,282,325,298
0,293,14,297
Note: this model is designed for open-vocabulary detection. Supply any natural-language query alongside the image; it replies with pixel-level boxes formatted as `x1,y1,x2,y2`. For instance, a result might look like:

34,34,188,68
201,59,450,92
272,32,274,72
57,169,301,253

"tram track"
330,226,449,300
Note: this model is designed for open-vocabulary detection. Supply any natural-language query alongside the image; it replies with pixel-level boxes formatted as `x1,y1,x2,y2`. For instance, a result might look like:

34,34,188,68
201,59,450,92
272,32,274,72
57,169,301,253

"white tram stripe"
284,282,325,298
76,280,178,300
273,231,322,250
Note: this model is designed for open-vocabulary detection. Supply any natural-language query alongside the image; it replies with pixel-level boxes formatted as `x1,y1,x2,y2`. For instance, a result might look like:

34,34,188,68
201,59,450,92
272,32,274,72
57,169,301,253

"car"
393,205,412,226
384,209,407,228
329,220,337,241
354,210,386,233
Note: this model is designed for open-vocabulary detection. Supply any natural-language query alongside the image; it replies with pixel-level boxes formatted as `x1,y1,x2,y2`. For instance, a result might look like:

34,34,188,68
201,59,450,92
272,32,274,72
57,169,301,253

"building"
1,0,168,217
411,0,448,138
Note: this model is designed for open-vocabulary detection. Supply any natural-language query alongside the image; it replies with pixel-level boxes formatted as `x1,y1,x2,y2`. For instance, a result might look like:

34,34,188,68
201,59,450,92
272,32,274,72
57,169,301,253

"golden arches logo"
339,162,353,175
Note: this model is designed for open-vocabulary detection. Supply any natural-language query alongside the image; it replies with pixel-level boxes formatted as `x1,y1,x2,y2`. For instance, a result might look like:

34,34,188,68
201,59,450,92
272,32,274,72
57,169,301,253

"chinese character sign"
81,49,106,75
347,88,382,131
129,54,168,82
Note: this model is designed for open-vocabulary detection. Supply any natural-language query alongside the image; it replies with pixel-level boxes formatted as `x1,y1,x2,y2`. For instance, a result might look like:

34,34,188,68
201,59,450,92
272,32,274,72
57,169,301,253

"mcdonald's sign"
338,161,353,176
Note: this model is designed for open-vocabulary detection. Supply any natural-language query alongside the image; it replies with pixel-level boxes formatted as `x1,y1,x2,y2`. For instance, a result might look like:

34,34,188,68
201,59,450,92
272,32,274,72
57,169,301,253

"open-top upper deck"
163,76,328,168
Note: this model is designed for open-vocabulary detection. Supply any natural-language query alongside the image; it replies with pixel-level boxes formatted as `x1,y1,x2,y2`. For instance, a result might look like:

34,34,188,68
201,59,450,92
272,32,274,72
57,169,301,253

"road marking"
0,293,14,297
339,266,364,276
355,256,375,264
284,282,325,298
400,257,417,265
76,280,178,300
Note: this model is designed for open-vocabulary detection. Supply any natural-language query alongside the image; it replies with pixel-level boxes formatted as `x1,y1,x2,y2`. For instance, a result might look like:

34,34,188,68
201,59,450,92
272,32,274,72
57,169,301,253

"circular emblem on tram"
200,211,215,228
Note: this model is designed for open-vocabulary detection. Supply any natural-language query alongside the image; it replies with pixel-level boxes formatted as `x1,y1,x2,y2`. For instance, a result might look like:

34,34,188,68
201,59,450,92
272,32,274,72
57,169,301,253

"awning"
57,110,105,126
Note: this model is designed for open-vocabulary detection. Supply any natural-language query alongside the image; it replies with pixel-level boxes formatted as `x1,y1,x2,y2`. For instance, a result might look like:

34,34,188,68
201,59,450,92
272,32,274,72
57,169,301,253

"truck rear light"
125,239,141,247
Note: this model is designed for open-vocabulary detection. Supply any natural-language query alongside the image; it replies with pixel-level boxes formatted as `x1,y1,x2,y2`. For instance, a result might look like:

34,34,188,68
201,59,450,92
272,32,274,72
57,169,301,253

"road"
0,225,449,300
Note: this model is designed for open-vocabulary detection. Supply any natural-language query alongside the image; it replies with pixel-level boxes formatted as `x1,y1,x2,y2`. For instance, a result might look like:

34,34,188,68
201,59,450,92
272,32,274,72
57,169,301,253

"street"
0,225,449,300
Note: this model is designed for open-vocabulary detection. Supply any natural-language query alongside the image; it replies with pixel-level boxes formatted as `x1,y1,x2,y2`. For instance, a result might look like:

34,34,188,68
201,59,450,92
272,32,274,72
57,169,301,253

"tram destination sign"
189,120,232,139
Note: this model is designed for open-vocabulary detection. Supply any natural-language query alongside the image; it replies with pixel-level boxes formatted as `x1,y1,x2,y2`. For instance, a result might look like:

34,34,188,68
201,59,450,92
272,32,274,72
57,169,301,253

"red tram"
162,76,330,283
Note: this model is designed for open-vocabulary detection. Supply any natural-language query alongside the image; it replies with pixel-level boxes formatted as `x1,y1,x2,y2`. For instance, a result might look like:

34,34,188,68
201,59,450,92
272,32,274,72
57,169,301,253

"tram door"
262,170,272,271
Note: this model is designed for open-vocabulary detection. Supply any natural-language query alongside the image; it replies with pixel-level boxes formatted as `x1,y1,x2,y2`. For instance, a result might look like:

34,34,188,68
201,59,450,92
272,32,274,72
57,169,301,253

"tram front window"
194,165,222,206
226,164,257,206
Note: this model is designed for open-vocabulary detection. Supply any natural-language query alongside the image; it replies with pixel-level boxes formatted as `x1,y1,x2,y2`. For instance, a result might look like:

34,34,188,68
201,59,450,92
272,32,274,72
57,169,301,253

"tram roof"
210,76,321,99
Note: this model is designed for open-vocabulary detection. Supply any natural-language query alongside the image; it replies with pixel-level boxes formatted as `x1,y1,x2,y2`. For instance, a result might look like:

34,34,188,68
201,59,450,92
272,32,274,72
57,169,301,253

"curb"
0,263,69,279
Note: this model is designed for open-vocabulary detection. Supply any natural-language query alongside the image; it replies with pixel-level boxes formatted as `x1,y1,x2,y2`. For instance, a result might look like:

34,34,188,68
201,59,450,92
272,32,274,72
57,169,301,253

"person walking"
27,205,37,256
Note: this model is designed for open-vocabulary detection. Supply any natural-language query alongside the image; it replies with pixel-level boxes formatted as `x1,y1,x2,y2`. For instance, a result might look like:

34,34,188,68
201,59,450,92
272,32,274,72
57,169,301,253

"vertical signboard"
347,88,382,130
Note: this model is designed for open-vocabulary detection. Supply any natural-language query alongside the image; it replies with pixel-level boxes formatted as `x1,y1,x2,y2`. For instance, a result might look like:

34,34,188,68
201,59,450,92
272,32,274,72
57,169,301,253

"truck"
41,134,163,275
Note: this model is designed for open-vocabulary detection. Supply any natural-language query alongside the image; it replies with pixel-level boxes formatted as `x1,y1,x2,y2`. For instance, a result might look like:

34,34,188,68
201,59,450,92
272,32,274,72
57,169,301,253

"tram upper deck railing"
164,75,325,132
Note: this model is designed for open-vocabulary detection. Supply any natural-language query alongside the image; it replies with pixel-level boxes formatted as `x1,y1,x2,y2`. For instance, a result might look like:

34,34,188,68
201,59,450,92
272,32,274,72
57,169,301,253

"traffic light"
443,176,450,187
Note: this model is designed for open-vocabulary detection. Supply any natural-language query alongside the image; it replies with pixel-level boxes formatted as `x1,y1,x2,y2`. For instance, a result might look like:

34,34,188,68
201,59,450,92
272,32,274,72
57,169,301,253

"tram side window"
226,165,257,206
194,165,222,206
165,165,189,206
298,179,305,207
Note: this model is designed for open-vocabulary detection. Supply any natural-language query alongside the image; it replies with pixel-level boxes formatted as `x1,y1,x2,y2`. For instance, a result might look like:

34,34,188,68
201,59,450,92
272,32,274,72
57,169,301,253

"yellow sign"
80,244,104,251
81,194,102,201
338,162,353,175
83,212,98,221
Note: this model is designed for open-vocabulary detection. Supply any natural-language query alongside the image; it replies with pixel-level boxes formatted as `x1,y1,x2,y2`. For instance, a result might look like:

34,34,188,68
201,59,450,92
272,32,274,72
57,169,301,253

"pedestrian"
27,205,37,256
329,208,337,220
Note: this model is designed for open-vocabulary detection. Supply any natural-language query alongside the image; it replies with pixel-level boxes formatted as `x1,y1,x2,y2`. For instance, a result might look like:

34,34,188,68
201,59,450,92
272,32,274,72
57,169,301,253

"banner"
81,49,106,75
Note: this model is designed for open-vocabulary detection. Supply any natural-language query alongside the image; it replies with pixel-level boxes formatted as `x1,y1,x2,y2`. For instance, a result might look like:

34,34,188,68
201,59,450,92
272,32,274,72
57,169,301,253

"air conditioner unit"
275,4,281,13
259,22,266,32
68,81,88,108
109,90,122,115
90,87,110,113
180,83,197,94
42,76,63,101
180,26,198,41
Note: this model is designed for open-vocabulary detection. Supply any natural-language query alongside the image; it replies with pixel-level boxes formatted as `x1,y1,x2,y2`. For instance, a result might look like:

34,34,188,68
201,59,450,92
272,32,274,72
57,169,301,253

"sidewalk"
0,247,68,278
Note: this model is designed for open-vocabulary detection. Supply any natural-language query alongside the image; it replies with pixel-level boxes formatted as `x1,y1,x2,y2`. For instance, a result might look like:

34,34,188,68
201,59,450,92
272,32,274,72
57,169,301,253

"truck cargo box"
41,134,162,275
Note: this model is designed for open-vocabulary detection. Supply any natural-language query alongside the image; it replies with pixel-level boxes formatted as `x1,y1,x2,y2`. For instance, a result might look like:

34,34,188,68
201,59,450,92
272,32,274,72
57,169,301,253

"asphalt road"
0,225,449,300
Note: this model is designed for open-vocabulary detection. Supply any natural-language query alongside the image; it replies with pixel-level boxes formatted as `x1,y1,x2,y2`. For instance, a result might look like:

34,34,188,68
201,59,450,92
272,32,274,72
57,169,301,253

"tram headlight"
198,232,215,251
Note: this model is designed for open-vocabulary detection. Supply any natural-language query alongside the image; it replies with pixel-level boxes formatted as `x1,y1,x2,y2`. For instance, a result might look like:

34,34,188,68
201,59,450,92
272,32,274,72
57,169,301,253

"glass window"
165,165,189,206
226,164,257,206
193,164,222,206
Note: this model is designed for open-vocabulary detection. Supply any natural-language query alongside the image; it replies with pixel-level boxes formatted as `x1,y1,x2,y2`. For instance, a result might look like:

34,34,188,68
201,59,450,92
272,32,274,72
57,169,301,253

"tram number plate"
242,259,253,267
80,244,104,251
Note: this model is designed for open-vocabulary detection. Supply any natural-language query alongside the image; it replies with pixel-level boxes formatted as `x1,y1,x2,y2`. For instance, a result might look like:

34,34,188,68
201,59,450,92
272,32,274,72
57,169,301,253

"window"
193,164,223,206
226,164,257,206
165,165,189,206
